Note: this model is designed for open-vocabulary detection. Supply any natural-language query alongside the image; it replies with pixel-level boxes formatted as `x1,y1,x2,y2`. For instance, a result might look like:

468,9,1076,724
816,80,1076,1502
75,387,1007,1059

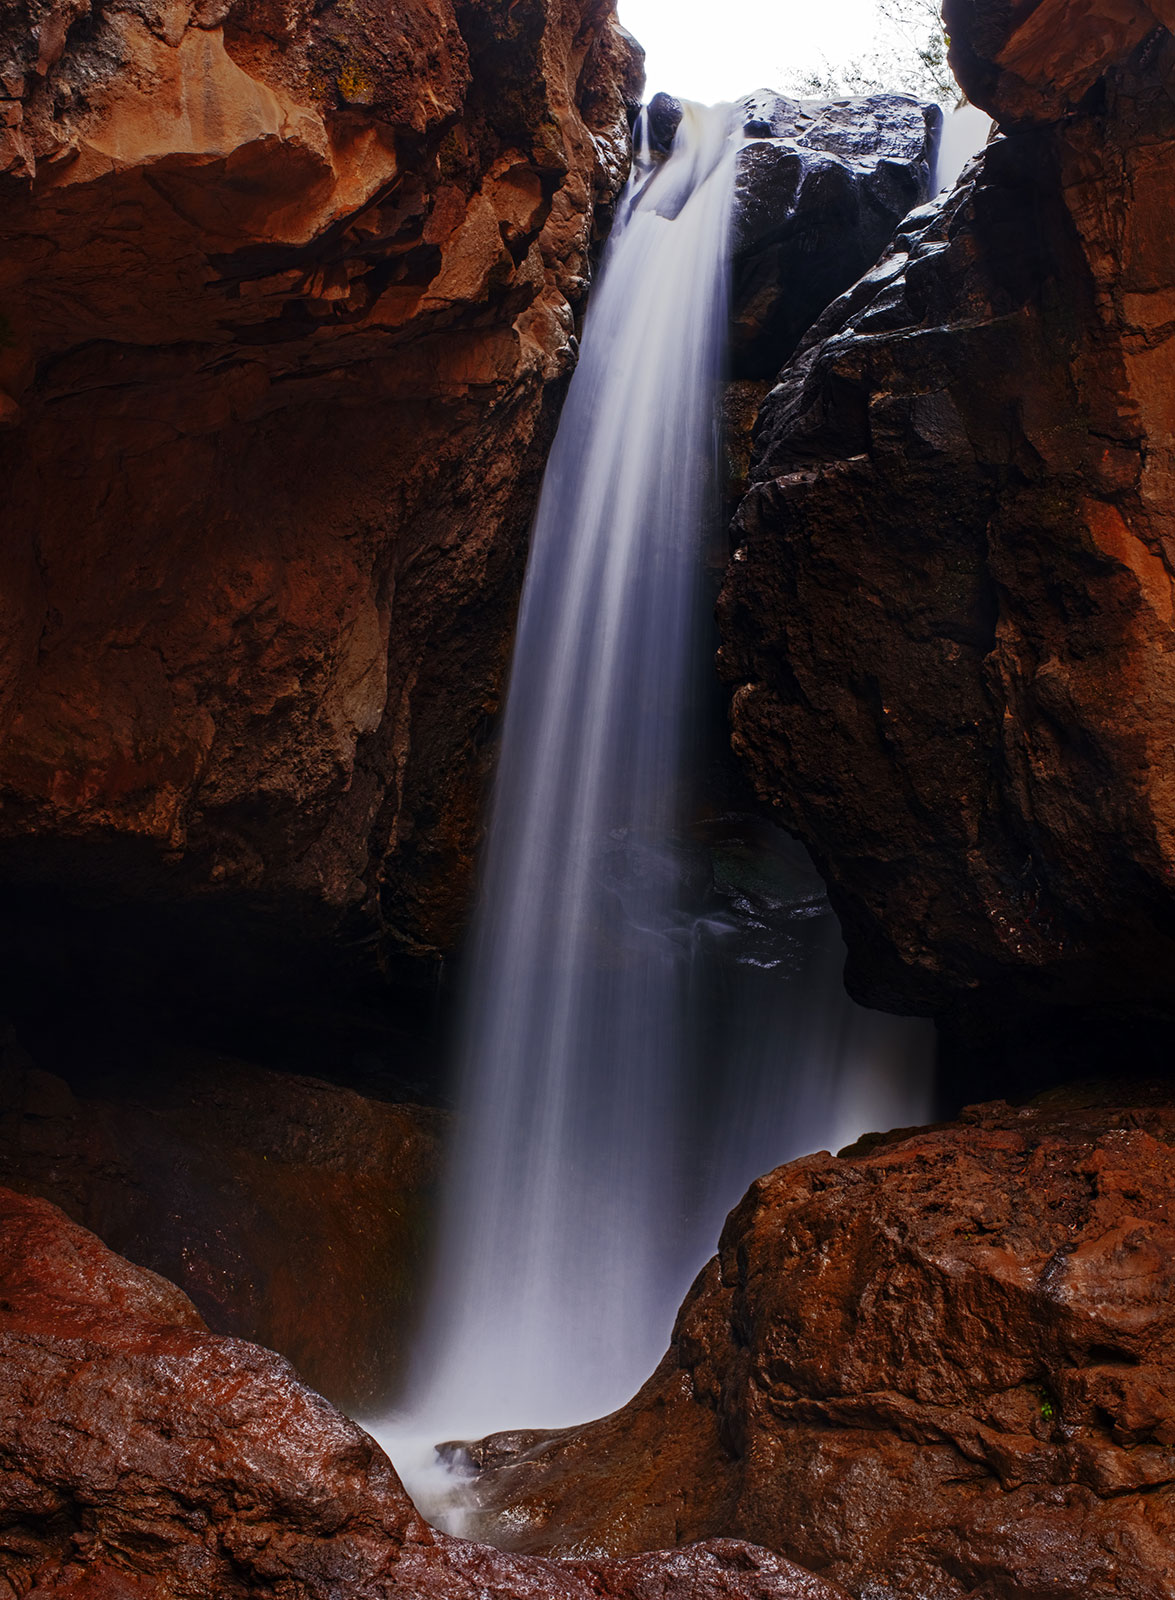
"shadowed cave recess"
3,0,1175,1597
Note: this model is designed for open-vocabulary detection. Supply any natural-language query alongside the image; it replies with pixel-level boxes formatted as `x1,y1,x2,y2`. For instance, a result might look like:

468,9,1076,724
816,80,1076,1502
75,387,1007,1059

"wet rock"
646,91,683,154
460,1091,1175,1598
730,92,941,377
0,0,642,1013
718,16,1175,1050
0,1185,847,1600
0,1041,443,1413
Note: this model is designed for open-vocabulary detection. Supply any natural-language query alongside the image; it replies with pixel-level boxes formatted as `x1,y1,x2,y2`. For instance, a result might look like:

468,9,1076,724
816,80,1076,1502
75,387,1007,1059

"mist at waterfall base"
377,102,933,1525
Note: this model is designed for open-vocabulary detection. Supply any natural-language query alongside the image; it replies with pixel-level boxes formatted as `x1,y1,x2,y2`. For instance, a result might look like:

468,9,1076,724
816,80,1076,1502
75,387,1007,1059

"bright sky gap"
618,0,942,106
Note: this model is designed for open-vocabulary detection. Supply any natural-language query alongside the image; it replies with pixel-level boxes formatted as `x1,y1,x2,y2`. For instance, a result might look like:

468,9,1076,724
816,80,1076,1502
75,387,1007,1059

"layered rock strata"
0,0,641,1008
0,1186,846,1600
718,3,1175,1050
460,1091,1175,1599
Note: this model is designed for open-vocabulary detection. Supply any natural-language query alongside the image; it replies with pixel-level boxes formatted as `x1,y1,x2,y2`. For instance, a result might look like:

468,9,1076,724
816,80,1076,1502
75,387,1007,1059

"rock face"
0,0,641,1011
0,1185,848,1600
459,1091,1175,1599
730,92,941,378
0,1040,442,1413
718,5,1175,1055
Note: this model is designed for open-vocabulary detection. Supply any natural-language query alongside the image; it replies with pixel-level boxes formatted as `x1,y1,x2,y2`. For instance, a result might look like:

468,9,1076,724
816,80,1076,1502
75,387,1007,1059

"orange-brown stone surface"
0,1040,443,1413
0,0,641,990
461,1091,1175,1598
0,1185,848,1600
946,0,1175,122
718,3,1175,1060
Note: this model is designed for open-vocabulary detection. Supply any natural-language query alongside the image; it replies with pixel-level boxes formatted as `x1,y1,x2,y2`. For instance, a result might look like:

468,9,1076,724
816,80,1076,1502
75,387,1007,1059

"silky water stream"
380,101,934,1527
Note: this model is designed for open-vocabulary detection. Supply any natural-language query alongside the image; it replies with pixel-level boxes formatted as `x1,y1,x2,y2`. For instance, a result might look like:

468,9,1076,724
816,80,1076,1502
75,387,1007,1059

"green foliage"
1033,1381,1059,1423
780,0,961,107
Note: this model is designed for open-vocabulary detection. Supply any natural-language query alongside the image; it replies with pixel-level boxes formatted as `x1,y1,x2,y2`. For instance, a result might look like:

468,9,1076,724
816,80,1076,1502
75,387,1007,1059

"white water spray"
382,100,933,1518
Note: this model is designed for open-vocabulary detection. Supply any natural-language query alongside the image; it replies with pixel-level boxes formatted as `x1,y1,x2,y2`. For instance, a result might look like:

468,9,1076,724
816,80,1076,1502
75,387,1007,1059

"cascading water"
383,98,933,1520
403,99,742,1441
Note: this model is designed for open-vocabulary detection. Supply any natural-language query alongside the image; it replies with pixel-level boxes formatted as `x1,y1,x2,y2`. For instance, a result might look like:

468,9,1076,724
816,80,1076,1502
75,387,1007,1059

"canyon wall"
0,0,641,1027
0,0,643,1412
719,2,1175,1078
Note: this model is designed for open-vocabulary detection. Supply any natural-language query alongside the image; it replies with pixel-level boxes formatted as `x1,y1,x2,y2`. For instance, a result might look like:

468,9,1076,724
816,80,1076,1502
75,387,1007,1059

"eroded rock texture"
461,1092,1175,1599
0,1186,847,1600
718,0,1175,1056
0,1041,442,1412
0,0,641,1009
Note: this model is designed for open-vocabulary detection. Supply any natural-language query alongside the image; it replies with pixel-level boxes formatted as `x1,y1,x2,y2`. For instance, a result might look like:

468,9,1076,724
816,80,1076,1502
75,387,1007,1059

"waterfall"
381,99,933,1520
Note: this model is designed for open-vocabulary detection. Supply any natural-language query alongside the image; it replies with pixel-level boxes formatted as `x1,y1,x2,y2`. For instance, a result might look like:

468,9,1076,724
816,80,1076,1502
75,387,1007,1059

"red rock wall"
0,0,641,992
718,7,1175,1062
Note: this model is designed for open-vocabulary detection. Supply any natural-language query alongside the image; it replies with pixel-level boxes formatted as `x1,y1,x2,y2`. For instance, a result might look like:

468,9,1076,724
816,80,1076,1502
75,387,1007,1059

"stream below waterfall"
378,99,934,1530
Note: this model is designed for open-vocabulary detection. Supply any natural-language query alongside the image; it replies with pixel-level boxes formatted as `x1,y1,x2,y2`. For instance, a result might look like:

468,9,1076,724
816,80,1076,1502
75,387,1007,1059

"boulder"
457,1090,1175,1598
0,1186,847,1600
646,90,683,154
730,91,941,377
